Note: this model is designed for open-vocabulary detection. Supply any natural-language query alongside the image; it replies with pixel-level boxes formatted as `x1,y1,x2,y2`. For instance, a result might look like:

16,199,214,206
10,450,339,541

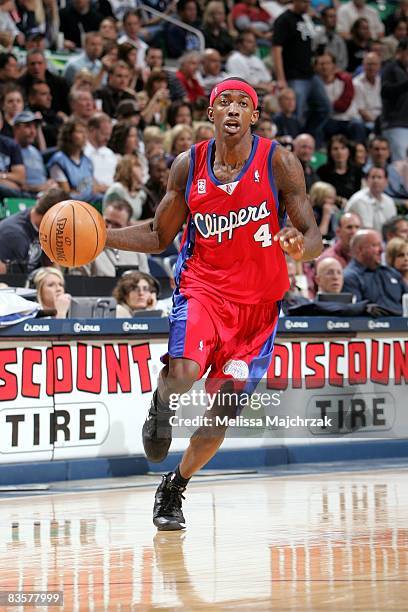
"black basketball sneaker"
153,472,186,531
142,390,172,462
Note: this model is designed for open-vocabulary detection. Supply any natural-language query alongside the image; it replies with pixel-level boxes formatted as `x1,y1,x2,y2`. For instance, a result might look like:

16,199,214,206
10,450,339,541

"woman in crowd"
309,181,339,241
317,135,362,200
202,0,235,59
99,17,118,43
118,42,139,89
113,271,160,317
32,267,71,319
352,142,368,169
141,71,171,127
0,84,24,138
386,238,408,287
103,154,146,220
166,101,193,128
347,18,371,73
47,118,102,202
163,124,193,161
108,120,148,180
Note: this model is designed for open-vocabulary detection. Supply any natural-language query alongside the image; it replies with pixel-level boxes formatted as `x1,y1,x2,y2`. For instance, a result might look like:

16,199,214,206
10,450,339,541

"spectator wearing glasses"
113,270,160,317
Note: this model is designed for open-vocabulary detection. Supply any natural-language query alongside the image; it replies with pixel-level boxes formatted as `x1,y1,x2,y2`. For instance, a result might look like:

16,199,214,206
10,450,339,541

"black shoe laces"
163,483,185,513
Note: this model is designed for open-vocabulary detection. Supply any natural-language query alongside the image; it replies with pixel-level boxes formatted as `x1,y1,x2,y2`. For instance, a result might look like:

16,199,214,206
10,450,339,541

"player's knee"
166,359,200,394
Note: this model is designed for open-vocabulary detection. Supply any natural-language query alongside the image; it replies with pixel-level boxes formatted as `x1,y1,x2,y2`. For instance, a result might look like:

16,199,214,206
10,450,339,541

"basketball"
39,200,107,267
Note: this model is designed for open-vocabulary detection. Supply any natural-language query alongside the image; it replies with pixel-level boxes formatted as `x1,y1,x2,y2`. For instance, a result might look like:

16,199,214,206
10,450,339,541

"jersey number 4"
253,223,272,248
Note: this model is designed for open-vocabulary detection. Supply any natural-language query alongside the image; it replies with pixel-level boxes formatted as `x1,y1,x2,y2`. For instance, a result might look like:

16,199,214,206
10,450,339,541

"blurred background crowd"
0,0,408,319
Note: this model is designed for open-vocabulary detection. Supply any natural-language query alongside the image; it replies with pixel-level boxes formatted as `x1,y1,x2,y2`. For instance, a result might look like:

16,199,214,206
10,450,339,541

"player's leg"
143,358,200,463
153,301,280,530
143,294,217,463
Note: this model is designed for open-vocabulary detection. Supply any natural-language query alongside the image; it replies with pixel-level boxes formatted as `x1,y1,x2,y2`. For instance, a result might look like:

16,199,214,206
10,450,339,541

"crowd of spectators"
0,0,408,318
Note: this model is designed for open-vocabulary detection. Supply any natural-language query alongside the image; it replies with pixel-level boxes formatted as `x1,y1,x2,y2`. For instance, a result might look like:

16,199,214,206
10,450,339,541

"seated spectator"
141,155,169,219
113,270,160,317
364,137,408,200
175,52,206,105
337,0,384,41
202,1,235,60
314,7,348,72
231,0,273,45
346,166,397,232
293,133,318,193
99,16,118,43
117,42,139,90
18,50,70,115
141,71,171,128
309,181,339,241
71,69,97,94
318,211,362,268
116,99,142,127
59,0,103,50
0,83,24,138
381,38,408,162
143,126,166,159
0,3,22,49
12,110,56,195
314,53,366,143
63,32,104,86
281,258,310,313
346,17,372,73
95,61,136,118
69,88,96,124
70,200,149,276
352,142,368,168
0,132,25,199
343,229,405,314
382,19,407,62
103,154,146,220
84,112,117,188
317,135,362,200
27,80,63,148
386,237,408,287
117,9,147,70
315,257,344,294
32,266,71,318
107,120,148,181
384,1,408,38
194,122,215,143
254,118,277,140
167,100,193,128
382,215,408,243
273,88,302,139
164,0,201,59
352,51,381,130
163,124,193,162
143,47,186,102
199,49,230,97
0,187,67,274
226,30,274,95
47,119,102,202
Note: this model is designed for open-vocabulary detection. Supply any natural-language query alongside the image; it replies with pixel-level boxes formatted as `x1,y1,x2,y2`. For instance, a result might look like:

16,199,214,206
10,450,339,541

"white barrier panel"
0,337,407,463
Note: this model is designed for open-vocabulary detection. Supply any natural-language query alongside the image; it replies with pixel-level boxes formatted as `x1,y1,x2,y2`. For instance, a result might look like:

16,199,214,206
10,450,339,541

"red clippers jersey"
176,135,290,304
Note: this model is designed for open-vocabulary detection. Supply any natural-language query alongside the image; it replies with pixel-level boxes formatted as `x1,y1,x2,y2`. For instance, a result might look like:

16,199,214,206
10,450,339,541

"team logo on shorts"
197,179,206,194
222,359,249,379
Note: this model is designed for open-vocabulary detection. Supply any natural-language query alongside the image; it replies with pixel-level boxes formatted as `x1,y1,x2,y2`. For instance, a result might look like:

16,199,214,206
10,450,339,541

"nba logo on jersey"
254,170,260,182
198,179,206,194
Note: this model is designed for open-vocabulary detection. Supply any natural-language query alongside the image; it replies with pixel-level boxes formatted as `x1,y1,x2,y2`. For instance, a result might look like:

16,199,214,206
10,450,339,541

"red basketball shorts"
163,289,280,393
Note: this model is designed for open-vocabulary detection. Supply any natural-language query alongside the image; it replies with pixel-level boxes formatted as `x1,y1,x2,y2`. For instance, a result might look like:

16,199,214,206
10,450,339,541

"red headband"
210,80,258,109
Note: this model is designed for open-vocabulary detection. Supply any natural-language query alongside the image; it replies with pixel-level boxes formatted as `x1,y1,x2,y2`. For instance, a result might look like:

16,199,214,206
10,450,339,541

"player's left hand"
274,228,305,260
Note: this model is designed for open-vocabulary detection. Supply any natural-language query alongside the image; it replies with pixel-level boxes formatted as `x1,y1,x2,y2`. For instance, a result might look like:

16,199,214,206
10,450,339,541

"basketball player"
105,78,323,530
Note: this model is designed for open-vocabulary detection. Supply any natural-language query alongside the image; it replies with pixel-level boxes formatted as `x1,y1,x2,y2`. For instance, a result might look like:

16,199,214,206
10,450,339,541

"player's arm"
105,152,190,254
272,145,323,261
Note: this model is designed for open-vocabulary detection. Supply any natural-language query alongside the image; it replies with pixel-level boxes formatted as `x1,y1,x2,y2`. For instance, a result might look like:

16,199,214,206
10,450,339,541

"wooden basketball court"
0,462,407,610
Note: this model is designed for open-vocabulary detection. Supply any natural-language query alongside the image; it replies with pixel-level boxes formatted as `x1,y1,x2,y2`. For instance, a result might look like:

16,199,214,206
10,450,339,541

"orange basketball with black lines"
39,200,106,267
